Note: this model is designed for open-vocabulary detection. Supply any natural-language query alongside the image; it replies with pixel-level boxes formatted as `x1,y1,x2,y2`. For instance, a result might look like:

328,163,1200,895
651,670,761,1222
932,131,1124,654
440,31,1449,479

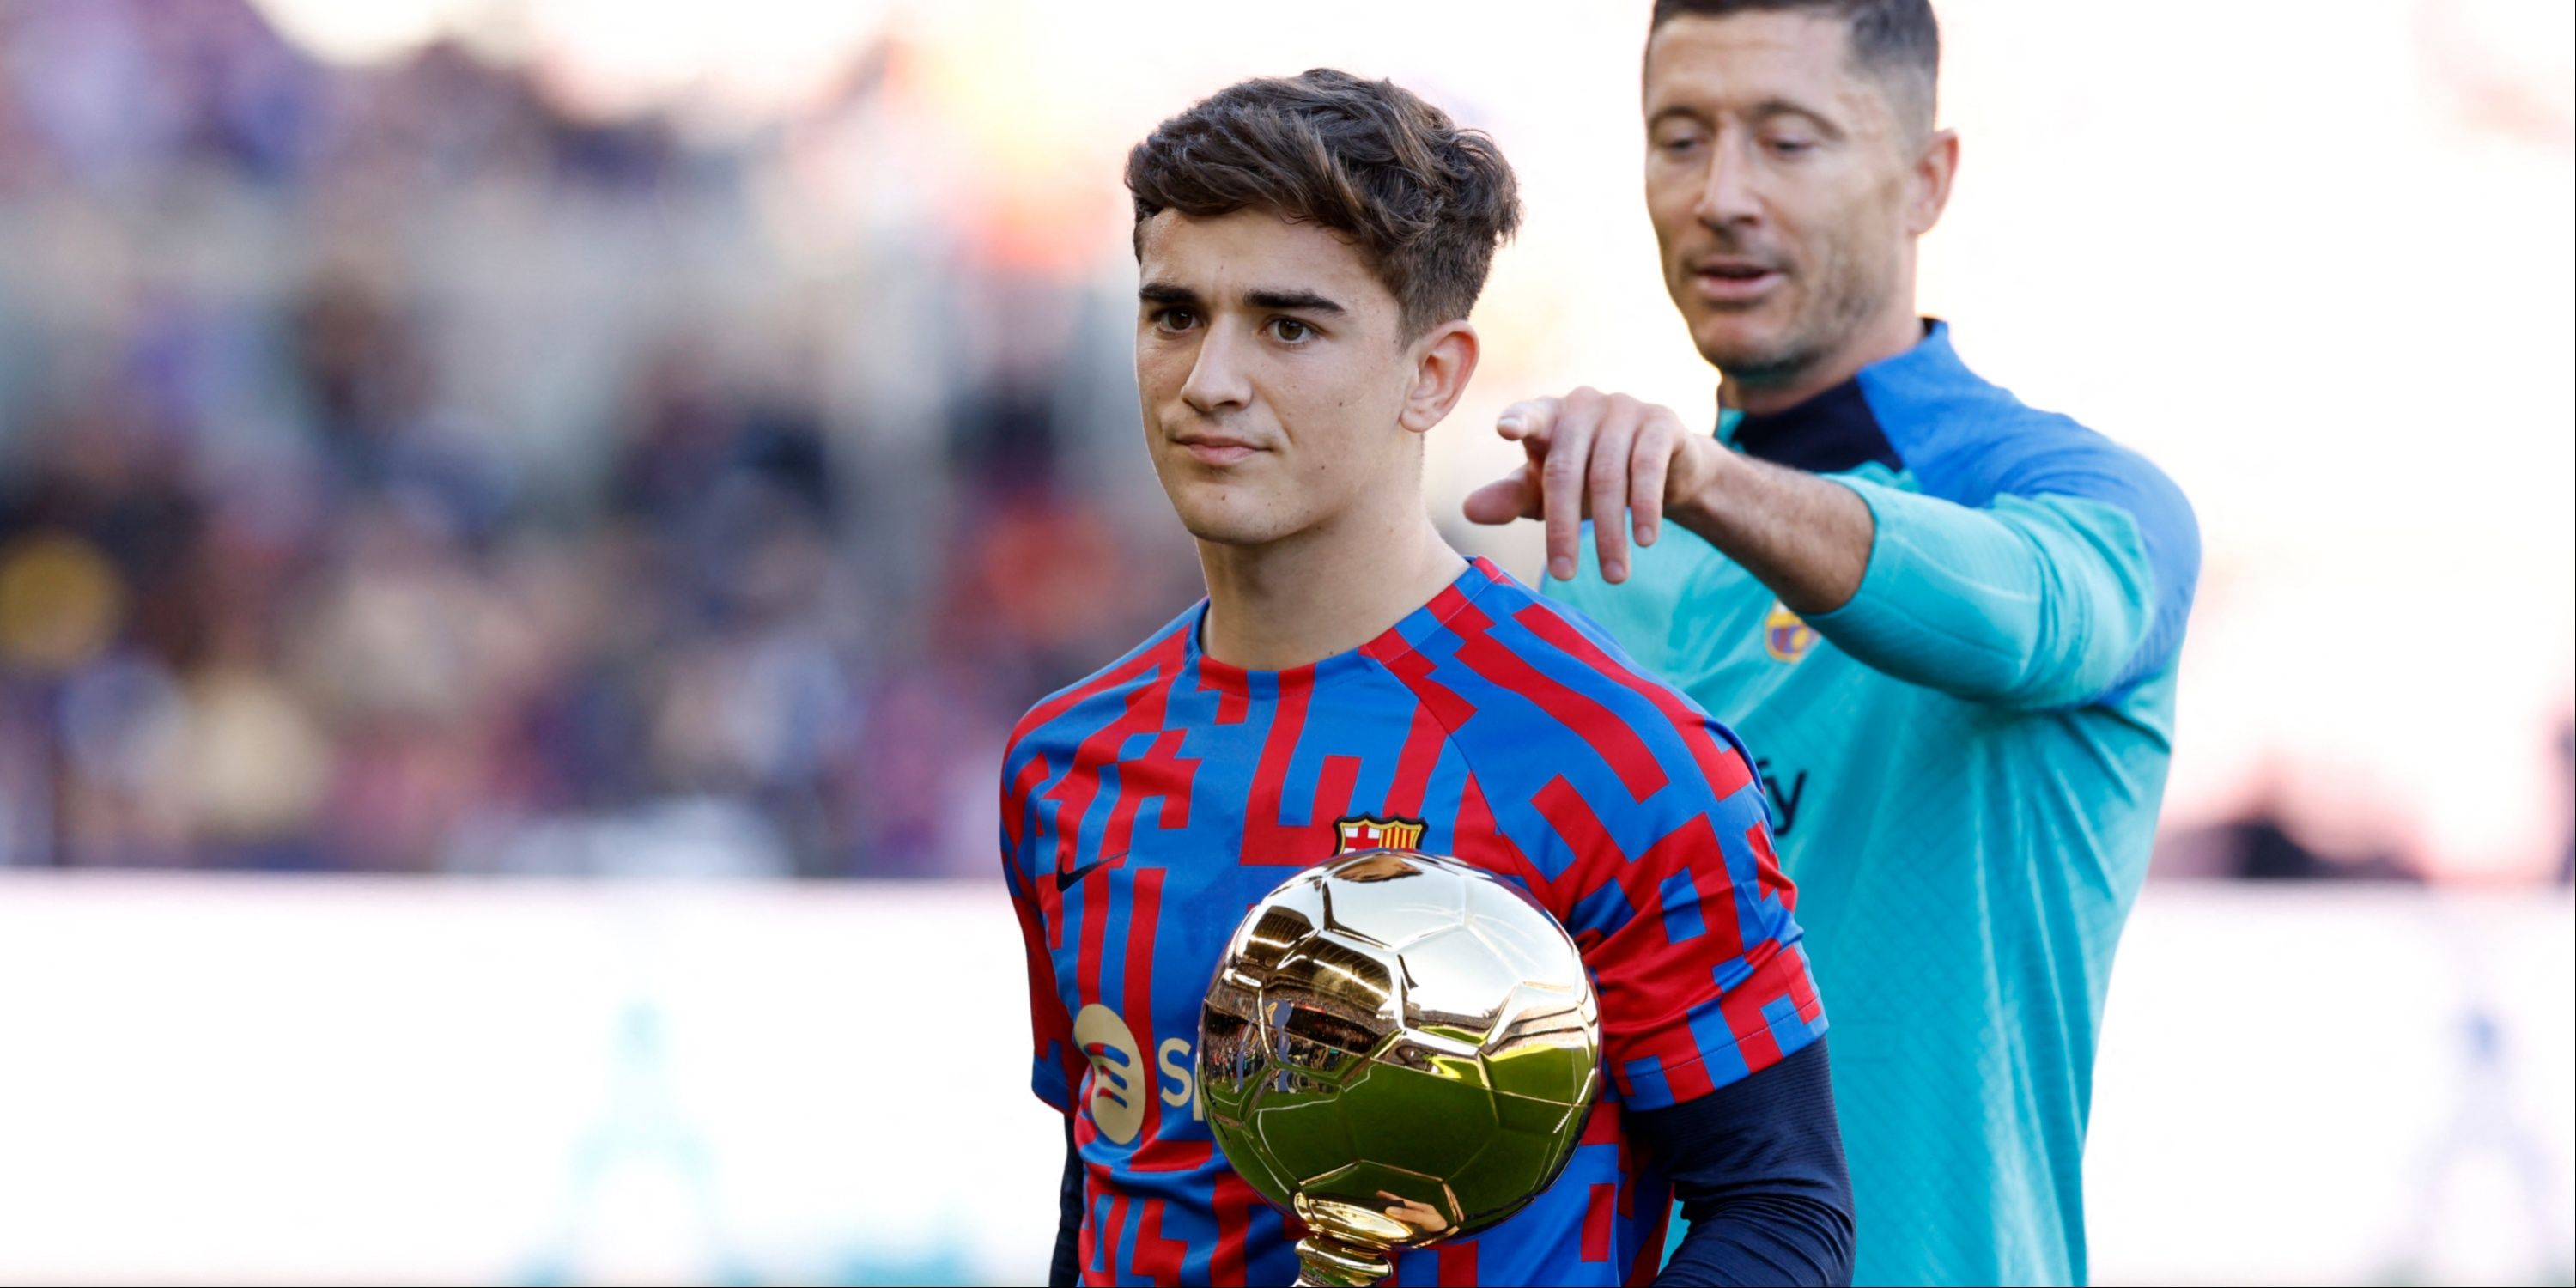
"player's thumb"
1461,465,1541,525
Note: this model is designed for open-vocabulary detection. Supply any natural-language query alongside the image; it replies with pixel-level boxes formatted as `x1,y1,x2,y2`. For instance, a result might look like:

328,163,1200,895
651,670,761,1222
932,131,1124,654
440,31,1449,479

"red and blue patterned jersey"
1000,557,1826,1286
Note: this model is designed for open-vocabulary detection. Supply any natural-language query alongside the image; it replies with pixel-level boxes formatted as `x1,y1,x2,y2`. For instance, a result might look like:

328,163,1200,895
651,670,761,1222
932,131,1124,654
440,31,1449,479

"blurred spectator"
0,0,2550,885
2158,761,2427,883
0,0,1176,877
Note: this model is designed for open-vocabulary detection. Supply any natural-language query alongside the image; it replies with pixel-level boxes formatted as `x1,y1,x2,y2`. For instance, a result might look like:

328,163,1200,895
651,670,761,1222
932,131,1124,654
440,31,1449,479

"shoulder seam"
1007,621,1190,749
1355,650,1485,799
1352,564,1543,806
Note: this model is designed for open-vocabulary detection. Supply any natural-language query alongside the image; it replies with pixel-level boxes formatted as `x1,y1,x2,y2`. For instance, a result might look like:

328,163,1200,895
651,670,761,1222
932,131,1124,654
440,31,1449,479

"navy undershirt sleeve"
1050,1115,1081,1288
1631,1036,1855,1287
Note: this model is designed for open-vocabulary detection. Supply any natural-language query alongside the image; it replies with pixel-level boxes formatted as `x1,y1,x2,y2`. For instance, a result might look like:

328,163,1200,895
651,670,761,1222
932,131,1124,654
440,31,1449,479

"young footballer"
1001,70,1853,1287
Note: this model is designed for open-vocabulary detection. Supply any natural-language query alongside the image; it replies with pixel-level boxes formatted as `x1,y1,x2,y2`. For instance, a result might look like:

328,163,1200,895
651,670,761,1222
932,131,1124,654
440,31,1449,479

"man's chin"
1692,317,1813,385
1170,501,1287,550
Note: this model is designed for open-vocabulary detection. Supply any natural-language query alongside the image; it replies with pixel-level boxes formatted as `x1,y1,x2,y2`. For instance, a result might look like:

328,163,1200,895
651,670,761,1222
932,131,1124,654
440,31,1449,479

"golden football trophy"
1197,850,1602,1287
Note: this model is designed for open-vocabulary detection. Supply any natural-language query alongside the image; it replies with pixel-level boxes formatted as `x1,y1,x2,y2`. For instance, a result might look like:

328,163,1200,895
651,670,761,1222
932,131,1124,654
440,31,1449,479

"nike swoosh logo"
1055,857,1116,891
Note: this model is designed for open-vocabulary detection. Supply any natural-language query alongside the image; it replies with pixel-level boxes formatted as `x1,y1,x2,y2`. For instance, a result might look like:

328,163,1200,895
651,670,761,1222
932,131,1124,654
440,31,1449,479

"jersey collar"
1718,319,1956,474
1183,556,1507,697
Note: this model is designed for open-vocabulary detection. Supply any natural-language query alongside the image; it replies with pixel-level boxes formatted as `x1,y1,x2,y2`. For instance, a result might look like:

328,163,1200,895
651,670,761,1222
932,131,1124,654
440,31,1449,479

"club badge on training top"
1764,601,1819,664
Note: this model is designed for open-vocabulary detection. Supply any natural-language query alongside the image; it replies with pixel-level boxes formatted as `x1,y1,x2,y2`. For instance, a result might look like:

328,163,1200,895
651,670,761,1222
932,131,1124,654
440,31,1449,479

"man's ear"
1909,128,1959,236
1398,320,1480,434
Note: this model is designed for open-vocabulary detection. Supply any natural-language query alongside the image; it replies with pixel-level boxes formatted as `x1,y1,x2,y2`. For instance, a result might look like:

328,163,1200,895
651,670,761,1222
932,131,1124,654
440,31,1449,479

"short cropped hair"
1125,69,1522,338
1651,0,1941,139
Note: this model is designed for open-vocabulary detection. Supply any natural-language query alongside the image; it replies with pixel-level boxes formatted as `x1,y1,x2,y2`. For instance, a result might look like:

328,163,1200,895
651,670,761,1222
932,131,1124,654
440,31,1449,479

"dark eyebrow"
1139,282,1200,306
1749,97,1846,140
1242,289,1346,316
1645,98,1845,141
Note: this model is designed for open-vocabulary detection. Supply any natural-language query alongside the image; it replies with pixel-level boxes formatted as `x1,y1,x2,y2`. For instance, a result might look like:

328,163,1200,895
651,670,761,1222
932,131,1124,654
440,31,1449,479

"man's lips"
1175,434,1262,465
1689,258,1785,305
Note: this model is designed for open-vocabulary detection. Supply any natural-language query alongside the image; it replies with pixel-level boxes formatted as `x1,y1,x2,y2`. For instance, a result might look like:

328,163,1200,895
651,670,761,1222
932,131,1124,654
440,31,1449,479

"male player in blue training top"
1464,3,2200,1284
1004,70,1852,1285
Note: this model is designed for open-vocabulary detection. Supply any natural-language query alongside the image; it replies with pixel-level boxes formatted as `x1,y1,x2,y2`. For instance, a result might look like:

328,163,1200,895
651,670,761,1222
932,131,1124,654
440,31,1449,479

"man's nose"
1694,137,1763,230
1178,323,1252,416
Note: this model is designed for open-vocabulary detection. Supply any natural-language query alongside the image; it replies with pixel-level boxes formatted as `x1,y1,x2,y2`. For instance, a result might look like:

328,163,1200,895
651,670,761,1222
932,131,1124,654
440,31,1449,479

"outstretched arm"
1462,389,1872,610
1466,389,2196,709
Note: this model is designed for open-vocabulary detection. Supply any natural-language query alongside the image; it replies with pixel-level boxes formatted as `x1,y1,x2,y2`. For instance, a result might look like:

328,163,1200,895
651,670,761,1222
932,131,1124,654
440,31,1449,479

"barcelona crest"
1764,600,1819,664
1335,815,1426,854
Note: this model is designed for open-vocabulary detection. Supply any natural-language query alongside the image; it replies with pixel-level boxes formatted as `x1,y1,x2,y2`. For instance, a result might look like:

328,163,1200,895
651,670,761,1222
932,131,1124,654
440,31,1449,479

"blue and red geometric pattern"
1000,557,1825,1286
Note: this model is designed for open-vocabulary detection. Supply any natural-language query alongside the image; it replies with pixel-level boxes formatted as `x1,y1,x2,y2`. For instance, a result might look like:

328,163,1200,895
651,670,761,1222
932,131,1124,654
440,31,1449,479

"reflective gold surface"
1198,850,1602,1287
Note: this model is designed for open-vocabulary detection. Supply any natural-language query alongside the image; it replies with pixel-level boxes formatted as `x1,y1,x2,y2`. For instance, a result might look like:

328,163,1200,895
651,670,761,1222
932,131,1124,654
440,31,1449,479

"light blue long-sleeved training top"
1548,321,2199,1286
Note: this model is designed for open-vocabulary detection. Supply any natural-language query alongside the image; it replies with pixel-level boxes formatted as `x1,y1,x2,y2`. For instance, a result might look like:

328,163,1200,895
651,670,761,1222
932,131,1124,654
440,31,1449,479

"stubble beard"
1698,246,1893,395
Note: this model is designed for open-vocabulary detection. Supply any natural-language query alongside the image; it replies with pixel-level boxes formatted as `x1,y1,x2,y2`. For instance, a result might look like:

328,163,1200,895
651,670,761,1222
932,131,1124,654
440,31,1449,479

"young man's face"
1643,10,1928,384
1134,208,1424,550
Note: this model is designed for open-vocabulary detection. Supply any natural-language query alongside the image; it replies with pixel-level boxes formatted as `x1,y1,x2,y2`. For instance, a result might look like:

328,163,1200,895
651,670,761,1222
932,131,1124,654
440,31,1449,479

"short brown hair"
1652,0,1940,139
1125,69,1522,337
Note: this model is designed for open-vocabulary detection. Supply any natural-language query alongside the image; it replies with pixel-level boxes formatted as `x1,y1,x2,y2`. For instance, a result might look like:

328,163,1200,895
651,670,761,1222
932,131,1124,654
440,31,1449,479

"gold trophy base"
1291,1195,1417,1288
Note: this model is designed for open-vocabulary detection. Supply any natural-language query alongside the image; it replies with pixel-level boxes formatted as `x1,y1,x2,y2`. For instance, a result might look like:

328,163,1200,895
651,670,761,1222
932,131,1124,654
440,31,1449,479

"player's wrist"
1664,436,1739,542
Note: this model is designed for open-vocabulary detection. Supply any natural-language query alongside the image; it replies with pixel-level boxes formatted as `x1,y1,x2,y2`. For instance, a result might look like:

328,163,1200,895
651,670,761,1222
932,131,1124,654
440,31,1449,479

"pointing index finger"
1541,392,1602,580
1496,396,1561,441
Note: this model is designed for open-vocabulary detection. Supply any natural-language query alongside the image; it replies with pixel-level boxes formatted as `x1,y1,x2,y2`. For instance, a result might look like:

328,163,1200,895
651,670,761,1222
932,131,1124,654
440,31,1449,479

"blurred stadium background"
0,0,2564,1283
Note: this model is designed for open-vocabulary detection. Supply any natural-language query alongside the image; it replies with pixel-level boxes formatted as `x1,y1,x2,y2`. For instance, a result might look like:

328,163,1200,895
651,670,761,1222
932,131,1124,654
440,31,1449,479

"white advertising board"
0,877,2564,1285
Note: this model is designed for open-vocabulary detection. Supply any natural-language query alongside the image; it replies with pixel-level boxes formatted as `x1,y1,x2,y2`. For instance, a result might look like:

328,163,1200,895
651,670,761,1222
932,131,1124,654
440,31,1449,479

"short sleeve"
1001,751,1079,1114
1450,595,1830,1112
1548,732,1827,1112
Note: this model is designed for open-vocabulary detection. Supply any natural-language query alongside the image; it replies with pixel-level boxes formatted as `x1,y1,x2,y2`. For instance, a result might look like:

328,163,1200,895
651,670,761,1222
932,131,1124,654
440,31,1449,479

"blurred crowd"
0,1,2561,884
0,0,1194,876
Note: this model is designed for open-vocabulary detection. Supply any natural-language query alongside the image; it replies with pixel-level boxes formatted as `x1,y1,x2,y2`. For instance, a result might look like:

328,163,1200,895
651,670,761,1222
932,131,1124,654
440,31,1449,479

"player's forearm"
1658,1194,1855,1288
1801,480,2151,708
1050,1115,1082,1288
1667,450,1875,617
1635,1039,1855,1288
